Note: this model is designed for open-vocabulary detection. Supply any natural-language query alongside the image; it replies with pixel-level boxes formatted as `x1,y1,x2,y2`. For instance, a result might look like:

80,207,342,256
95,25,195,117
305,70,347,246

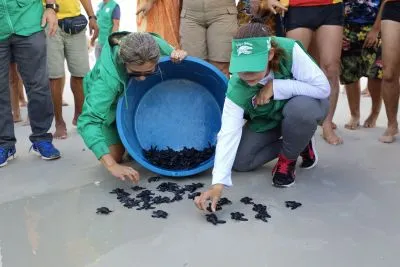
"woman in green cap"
195,21,330,212
78,32,187,182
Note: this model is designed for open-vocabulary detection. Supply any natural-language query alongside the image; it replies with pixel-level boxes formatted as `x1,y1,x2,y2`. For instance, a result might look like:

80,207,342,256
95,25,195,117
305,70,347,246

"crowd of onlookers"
1,0,399,168
137,0,400,145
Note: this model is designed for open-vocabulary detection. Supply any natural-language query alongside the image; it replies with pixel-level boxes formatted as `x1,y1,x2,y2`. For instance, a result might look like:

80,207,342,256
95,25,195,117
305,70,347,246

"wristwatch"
45,3,58,12
88,15,97,20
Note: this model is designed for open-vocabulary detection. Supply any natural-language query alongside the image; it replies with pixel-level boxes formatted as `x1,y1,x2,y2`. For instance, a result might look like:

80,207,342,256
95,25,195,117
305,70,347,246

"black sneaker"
272,154,296,188
300,136,318,169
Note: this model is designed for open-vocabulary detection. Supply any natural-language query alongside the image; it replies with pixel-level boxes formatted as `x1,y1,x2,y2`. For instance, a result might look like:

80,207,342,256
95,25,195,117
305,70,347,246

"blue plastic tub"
116,56,228,177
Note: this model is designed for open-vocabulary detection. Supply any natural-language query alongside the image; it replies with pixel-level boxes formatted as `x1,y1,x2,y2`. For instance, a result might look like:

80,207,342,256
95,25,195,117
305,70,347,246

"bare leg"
379,20,400,143
286,28,314,50
70,76,84,126
61,76,68,106
363,78,382,128
308,34,319,62
315,25,343,145
15,69,27,107
109,144,125,163
50,77,67,139
9,63,22,122
344,81,361,130
309,35,337,130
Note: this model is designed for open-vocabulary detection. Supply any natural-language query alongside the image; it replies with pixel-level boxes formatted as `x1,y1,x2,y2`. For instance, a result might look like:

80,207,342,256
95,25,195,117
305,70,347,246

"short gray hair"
119,32,160,65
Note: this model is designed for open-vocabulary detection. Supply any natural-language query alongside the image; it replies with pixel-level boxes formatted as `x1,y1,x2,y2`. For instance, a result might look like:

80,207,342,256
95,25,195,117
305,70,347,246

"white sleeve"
272,43,331,100
211,98,245,187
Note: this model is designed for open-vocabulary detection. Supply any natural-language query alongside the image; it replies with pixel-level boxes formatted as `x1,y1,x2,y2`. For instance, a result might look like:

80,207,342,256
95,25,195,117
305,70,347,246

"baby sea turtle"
131,186,145,191
188,192,201,200
285,201,302,210
218,197,232,206
230,212,248,221
206,203,222,213
148,176,161,183
240,197,254,205
171,194,184,202
205,214,226,225
255,213,269,223
184,183,204,193
152,210,168,219
96,207,113,215
157,182,181,193
252,203,271,223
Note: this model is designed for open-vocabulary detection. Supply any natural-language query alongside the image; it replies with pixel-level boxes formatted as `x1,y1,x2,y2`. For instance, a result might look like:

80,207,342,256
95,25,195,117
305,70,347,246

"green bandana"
229,37,271,73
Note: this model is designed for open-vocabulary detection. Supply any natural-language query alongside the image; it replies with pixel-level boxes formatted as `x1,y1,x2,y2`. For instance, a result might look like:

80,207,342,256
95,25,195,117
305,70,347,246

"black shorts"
285,3,344,31
382,1,400,22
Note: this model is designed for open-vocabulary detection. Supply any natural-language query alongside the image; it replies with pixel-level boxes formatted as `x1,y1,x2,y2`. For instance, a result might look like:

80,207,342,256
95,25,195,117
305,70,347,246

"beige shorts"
46,27,90,78
180,6,238,62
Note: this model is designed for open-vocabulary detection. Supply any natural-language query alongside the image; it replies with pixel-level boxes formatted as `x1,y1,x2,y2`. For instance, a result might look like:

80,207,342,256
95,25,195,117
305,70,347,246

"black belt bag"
58,14,88,34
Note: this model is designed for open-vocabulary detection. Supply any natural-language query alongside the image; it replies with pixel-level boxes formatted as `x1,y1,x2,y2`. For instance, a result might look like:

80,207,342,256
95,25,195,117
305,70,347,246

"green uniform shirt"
77,32,174,159
0,0,44,41
227,37,307,133
96,0,118,46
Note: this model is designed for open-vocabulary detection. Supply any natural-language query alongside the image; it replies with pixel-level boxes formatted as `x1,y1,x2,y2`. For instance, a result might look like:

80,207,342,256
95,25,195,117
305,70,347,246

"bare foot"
72,113,81,128
379,126,399,143
322,122,343,145
53,123,68,139
345,117,360,130
331,122,337,130
363,113,379,128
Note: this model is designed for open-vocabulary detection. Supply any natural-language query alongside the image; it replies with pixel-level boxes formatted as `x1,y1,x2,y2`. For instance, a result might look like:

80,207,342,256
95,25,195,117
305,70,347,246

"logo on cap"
236,42,253,56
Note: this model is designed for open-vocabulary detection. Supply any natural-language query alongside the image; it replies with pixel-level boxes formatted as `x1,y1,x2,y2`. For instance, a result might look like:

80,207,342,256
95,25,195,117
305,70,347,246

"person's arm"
211,98,245,187
194,97,245,211
77,75,140,182
363,0,387,48
42,0,58,36
373,0,386,30
80,0,99,35
272,43,331,100
136,0,157,16
111,5,121,32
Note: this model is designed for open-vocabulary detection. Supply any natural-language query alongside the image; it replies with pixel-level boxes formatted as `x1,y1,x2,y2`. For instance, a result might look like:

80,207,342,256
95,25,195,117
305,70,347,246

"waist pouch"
58,14,88,34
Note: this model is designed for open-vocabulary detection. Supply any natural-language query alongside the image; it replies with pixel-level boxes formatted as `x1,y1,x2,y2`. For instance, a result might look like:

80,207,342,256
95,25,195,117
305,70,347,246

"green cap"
229,37,271,73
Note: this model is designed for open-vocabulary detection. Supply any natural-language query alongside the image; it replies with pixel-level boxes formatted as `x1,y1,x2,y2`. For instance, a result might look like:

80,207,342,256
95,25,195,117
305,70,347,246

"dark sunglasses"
127,65,160,77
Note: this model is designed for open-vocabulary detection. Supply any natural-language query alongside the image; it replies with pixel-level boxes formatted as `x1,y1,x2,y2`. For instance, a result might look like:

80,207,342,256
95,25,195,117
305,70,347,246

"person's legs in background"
340,24,382,130
364,44,383,128
12,31,60,159
64,30,90,127
207,6,238,77
379,13,400,143
180,8,208,62
46,27,68,139
315,24,343,145
9,62,22,123
0,38,17,166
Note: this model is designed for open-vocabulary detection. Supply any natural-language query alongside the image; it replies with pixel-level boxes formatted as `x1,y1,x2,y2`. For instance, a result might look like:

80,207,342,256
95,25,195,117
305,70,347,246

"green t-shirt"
0,0,44,41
